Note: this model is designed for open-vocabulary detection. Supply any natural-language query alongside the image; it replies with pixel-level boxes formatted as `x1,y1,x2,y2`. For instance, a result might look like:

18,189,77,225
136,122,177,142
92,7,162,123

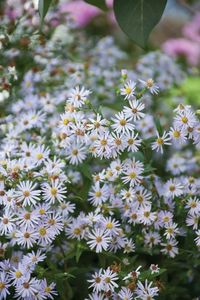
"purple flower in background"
162,38,200,66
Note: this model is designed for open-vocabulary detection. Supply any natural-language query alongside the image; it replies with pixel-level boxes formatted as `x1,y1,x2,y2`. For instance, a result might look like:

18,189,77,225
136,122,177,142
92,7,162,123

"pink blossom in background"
162,38,200,66
5,0,24,20
59,1,101,28
106,0,113,8
59,0,114,28
183,13,200,43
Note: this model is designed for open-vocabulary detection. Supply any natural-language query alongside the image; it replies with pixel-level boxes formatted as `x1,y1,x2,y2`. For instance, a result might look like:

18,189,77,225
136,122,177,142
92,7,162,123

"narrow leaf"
84,0,108,11
113,0,167,47
38,0,52,23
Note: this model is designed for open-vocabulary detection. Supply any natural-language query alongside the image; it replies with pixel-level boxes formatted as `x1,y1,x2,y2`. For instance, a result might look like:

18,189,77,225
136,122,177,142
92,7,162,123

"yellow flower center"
144,211,150,217
36,153,43,160
146,78,154,87
39,227,46,236
63,119,69,125
100,139,107,146
73,228,81,235
190,201,197,208
45,287,52,293
95,191,102,197
129,172,136,179
166,244,172,251
15,271,22,278
173,130,180,138
95,277,101,283
94,121,100,128
163,216,169,222
72,149,78,155
106,222,113,229
119,119,127,126
39,208,46,215
169,185,175,192
156,138,163,145
24,213,31,220
51,188,57,196
23,190,30,197
181,116,188,124
0,282,5,289
96,236,102,243
125,87,132,94
104,277,111,283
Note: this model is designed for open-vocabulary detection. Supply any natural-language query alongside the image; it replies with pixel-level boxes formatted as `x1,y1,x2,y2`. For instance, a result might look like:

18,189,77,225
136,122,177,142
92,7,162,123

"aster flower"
87,228,111,253
88,269,104,292
15,277,40,298
9,263,28,285
15,229,38,249
123,99,145,121
102,268,119,292
67,86,91,108
135,279,159,299
169,126,187,145
87,113,107,133
0,212,16,235
151,131,171,154
164,179,184,199
42,179,67,204
66,143,87,165
161,239,179,258
37,225,55,247
120,80,136,100
93,131,114,159
33,145,50,165
139,78,159,94
89,183,110,206
0,272,10,299
40,278,57,299
194,230,200,247
164,222,180,240
122,160,144,187
112,112,135,134
16,209,40,229
118,287,133,300
15,181,41,207
150,264,160,274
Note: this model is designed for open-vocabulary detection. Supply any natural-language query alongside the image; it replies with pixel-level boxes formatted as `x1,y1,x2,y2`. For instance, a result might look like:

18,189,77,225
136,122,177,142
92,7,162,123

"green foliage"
38,0,168,47
84,0,108,11
113,0,167,47
38,0,52,24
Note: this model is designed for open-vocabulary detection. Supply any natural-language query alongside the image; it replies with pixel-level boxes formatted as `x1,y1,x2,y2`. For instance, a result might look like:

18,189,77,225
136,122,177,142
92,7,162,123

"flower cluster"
87,265,160,300
1,1,200,299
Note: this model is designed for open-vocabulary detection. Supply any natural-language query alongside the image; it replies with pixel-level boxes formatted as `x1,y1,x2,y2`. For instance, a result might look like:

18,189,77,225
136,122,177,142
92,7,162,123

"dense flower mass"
0,1,200,300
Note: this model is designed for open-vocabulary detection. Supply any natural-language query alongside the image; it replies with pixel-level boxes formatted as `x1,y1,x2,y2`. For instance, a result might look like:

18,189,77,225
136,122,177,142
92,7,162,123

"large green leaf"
38,0,52,23
84,0,108,11
113,0,167,47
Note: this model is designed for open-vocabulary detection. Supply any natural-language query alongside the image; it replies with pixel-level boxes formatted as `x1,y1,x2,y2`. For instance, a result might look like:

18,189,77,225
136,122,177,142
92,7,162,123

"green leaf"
75,243,88,263
139,268,167,281
154,116,163,136
78,163,92,180
38,0,52,23
84,0,108,11
113,0,167,47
